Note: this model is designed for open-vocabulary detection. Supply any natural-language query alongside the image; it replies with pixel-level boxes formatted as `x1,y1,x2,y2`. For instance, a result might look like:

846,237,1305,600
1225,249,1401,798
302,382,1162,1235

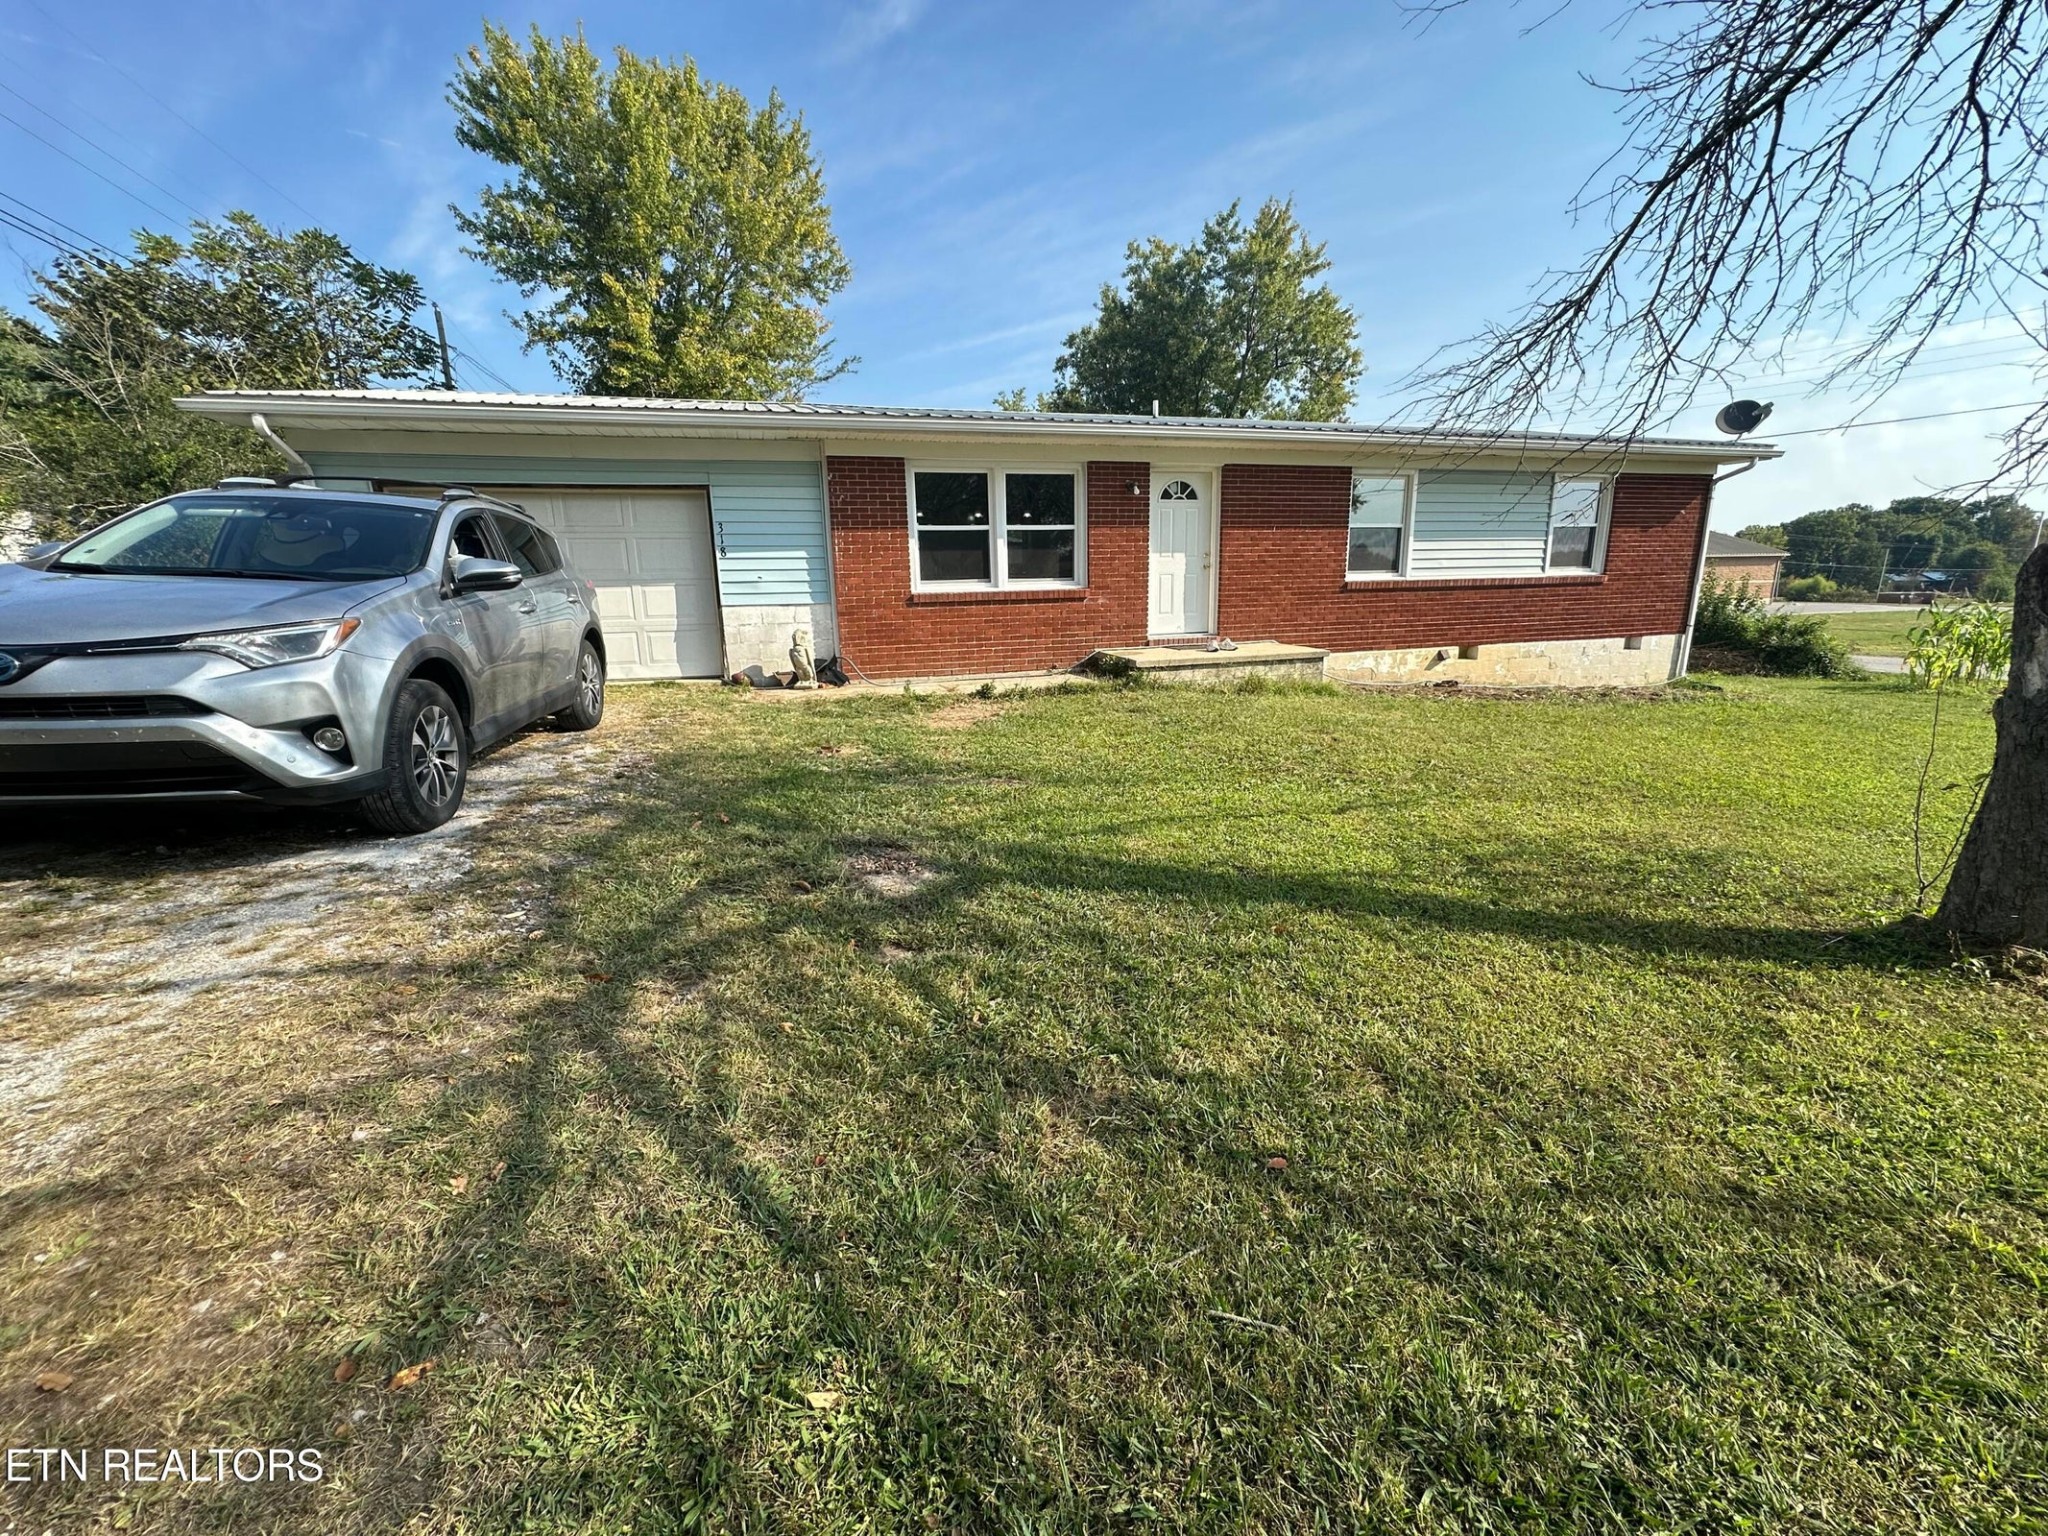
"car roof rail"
214,475,343,491
438,485,525,514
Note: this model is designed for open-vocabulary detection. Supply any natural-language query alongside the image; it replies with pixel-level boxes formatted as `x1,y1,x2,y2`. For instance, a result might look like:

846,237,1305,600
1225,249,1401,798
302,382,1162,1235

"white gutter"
177,392,1784,466
248,412,314,477
1675,460,1762,677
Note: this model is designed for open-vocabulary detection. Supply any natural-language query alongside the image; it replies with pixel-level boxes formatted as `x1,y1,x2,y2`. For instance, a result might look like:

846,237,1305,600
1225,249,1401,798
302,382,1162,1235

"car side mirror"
18,540,64,569
450,556,523,594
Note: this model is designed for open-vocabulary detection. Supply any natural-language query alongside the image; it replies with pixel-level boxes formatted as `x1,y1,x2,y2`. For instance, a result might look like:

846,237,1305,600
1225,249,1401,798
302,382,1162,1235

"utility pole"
432,303,456,391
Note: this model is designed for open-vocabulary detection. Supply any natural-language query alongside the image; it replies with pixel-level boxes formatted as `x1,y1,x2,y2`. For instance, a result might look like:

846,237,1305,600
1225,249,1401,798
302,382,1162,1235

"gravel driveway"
0,717,646,1181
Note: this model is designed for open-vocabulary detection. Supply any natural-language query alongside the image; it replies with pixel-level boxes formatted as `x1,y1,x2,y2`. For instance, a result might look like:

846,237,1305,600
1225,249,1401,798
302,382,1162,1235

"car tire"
358,679,469,835
554,640,605,731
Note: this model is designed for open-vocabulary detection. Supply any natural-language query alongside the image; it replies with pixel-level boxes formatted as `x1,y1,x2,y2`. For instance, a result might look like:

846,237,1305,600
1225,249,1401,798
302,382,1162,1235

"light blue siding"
1408,469,1552,578
301,450,830,607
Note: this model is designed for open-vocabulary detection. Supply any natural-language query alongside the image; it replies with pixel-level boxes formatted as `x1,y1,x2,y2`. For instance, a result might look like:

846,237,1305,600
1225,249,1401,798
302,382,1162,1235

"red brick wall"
1214,465,1711,651
1705,556,1782,596
826,457,1150,677
825,455,1713,676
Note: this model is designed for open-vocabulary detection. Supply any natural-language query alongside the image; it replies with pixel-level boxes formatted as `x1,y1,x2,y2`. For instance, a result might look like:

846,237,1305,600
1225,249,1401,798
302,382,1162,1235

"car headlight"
178,618,361,669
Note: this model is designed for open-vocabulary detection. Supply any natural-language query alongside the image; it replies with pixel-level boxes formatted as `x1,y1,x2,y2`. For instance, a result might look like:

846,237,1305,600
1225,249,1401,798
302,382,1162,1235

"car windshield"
53,495,436,581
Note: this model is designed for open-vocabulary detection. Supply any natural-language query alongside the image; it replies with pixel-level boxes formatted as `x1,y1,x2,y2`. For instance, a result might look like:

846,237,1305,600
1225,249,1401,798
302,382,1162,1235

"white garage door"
495,488,723,680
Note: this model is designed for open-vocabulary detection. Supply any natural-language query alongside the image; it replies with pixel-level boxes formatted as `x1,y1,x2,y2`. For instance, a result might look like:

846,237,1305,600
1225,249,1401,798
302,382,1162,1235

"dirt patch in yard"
845,848,942,899
922,699,1012,730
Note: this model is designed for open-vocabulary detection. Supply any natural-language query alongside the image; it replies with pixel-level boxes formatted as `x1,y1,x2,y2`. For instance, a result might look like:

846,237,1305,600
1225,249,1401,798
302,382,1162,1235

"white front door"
1149,471,1214,637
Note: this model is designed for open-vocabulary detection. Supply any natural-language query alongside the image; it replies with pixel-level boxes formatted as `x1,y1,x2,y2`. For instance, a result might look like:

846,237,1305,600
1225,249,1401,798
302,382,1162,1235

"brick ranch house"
1702,530,1788,597
177,392,1781,686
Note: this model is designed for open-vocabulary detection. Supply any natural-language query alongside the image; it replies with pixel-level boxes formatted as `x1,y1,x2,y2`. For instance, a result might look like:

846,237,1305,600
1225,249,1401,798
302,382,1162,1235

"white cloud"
895,313,1093,363
825,0,929,64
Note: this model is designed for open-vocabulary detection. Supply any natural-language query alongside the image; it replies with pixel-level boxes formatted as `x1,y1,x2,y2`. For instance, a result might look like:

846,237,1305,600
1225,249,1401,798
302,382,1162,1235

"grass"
4,673,2044,1533
1812,607,1930,657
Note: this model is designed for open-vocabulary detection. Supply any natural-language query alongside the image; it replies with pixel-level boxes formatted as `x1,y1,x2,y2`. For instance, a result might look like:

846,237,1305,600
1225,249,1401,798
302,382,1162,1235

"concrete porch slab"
735,667,1085,701
1089,641,1329,685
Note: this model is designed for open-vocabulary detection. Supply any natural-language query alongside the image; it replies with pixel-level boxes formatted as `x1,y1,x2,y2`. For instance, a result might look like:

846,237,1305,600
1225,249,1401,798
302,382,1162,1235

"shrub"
1746,613,1859,678
1907,601,2012,688
1781,574,1839,601
1693,576,1857,678
1693,576,1766,648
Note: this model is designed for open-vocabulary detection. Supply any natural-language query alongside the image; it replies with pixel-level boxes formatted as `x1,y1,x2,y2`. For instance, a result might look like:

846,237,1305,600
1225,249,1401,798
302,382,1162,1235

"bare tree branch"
1409,0,2048,486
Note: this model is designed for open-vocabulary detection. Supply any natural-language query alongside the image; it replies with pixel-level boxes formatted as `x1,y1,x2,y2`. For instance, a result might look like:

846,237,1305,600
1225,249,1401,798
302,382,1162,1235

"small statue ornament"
790,627,819,690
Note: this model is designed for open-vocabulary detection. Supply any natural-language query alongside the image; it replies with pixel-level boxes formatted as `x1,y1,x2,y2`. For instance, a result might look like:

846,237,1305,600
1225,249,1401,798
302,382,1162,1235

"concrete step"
1087,641,1329,685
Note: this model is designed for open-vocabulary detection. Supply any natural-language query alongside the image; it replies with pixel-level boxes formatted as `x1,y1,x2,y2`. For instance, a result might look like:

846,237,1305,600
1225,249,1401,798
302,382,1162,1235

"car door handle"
516,599,538,614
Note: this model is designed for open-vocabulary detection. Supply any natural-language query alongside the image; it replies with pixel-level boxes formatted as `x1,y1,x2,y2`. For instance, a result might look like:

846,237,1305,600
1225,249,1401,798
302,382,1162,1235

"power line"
449,341,518,392
0,79,208,222
0,69,225,226
0,104,182,224
1740,319,2045,381
0,190,115,255
1745,343,2043,395
22,0,321,227
1771,400,2041,437
0,204,91,257
1751,342,2041,393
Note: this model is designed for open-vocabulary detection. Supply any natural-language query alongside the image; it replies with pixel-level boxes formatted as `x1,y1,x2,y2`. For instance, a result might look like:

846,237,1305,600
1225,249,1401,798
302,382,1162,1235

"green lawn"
8,674,2044,1533
1814,607,1930,656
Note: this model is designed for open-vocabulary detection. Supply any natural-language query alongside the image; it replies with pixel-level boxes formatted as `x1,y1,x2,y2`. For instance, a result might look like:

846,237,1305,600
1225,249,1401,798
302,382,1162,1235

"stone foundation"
1325,633,1682,688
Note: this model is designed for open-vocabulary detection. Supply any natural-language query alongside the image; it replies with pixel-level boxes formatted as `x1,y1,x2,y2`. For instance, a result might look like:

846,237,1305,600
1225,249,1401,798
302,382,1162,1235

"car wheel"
359,679,469,835
554,640,605,731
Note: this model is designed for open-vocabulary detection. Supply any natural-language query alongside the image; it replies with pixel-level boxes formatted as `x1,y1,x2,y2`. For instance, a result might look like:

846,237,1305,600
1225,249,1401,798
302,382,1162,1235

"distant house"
1704,531,1786,596
174,391,1779,687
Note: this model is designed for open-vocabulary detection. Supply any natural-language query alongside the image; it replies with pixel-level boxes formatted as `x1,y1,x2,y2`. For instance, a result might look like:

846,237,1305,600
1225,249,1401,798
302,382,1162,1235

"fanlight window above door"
1159,480,1199,502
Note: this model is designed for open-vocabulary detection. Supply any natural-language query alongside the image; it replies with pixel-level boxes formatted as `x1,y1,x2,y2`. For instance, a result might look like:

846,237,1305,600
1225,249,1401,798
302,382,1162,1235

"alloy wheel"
410,704,460,804
579,651,603,715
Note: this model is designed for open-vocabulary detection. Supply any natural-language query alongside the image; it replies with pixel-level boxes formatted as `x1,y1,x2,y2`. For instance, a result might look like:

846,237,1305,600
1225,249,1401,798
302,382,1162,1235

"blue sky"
0,0,2038,531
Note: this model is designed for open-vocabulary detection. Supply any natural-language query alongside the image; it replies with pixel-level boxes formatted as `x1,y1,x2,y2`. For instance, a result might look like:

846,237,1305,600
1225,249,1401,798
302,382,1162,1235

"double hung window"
1547,478,1606,570
910,467,1082,588
1346,473,1412,577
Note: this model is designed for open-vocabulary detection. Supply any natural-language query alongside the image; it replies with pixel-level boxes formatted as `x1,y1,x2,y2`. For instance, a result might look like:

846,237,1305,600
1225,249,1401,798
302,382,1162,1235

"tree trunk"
1937,543,2048,946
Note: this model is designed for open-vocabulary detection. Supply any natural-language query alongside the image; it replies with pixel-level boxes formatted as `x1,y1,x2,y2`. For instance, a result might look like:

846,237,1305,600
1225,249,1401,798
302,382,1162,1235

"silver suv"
0,481,606,833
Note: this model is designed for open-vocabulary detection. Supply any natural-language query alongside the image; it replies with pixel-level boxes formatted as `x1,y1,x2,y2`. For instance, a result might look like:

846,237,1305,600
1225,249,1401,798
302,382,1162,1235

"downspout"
1675,459,1758,678
248,413,313,479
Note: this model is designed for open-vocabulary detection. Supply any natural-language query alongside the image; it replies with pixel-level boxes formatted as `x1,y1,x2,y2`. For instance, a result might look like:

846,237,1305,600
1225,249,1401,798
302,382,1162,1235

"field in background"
1813,607,1931,656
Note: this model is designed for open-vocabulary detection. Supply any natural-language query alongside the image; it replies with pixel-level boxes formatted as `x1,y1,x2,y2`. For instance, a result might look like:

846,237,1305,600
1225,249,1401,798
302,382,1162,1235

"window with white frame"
1347,472,1412,576
1547,477,1605,570
910,467,1082,588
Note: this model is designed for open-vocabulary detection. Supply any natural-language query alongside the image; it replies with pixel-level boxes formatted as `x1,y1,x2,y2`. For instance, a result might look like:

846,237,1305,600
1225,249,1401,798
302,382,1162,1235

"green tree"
1031,199,1361,420
1942,541,2004,594
1,213,439,540
449,24,852,400
1768,497,2030,597
1971,495,2043,567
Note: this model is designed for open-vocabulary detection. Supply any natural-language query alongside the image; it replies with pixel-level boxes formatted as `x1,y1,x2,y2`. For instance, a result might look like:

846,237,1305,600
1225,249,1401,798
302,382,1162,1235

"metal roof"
175,389,1782,461
1705,531,1790,558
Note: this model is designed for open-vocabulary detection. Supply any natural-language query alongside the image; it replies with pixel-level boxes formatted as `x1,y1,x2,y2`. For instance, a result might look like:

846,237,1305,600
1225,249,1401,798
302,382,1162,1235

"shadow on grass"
0,699,2010,1530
